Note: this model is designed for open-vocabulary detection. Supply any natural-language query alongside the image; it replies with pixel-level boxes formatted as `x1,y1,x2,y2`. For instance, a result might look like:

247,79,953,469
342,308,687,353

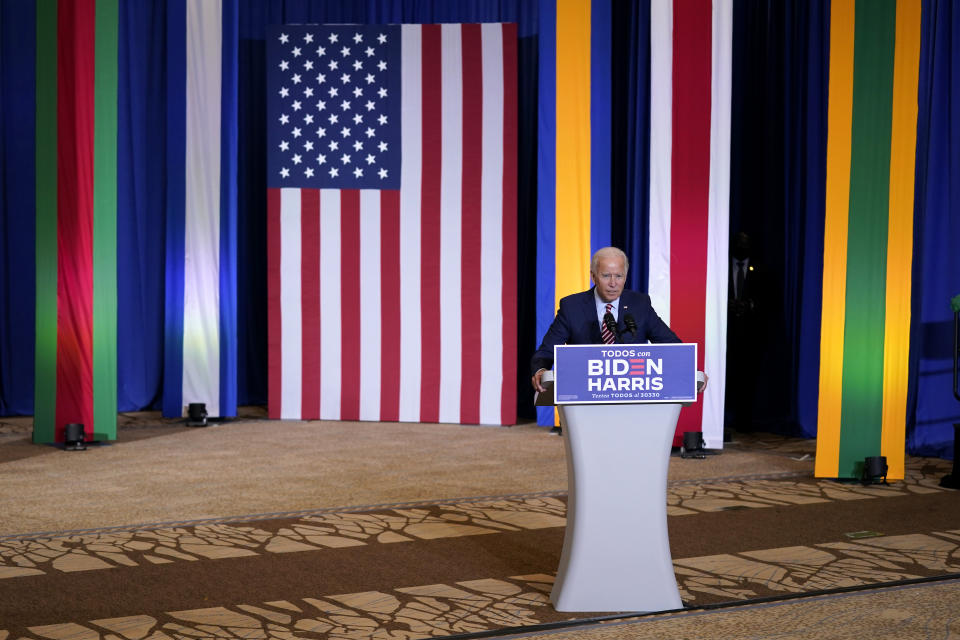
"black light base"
63,422,87,451
186,403,209,427
861,455,888,485
680,431,706,459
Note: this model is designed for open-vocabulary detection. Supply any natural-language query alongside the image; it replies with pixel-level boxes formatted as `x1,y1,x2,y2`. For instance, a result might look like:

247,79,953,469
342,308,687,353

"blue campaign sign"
554,343,698,404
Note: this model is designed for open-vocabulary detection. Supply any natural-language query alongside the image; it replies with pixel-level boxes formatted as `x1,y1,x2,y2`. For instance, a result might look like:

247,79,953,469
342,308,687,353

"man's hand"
531,368,547,393
697,372,709,393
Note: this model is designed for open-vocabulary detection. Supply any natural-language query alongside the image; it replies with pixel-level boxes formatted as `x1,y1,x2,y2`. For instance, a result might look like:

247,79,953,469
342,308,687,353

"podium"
536,344,699,613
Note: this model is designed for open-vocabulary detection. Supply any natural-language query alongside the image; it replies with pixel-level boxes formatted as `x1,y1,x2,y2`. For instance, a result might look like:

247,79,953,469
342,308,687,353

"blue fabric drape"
532,0,555,426
907,0,960,459
161,0,187,417
795,0,830,440
0,0,36,416
614,0,651,293
117,1,168,411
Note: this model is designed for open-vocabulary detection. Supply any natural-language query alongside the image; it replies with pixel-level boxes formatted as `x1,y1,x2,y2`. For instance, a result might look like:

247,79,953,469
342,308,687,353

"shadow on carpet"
2,475,960,639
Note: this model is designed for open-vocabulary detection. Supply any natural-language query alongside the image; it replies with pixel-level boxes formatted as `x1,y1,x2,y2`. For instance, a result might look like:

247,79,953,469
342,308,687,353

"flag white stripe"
319,189,342,420
479,24,505,425
182,0,222,416
279,188,302,419
648,0,673,323
438,24,463,424
359,190,382,421
398,25,423,423
703,0,734,449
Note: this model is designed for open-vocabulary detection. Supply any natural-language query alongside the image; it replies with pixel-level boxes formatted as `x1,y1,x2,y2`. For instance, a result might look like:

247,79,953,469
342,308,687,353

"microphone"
603,312,619,343
624,313,638,337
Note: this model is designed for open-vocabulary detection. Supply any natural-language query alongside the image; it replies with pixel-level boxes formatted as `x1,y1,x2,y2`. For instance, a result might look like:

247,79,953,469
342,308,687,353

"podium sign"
553,343,697,404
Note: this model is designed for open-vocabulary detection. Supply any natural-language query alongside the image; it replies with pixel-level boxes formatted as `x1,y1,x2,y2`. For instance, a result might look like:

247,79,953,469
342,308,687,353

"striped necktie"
600,303,615,344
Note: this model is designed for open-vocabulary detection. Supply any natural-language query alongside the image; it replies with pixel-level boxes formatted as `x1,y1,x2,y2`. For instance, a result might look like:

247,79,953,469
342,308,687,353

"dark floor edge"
667,469,810,486
434,573,960,640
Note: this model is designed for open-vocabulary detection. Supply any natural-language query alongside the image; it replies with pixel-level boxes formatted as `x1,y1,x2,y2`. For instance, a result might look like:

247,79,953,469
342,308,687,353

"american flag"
266,23,518,425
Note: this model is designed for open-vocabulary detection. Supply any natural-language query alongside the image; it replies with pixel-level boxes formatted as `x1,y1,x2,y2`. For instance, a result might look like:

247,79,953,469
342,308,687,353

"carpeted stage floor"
0,410,958,639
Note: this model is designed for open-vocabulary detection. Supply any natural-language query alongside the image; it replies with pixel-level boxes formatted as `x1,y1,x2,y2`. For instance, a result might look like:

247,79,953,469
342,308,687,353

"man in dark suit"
726,231,767,431
530,246,682,393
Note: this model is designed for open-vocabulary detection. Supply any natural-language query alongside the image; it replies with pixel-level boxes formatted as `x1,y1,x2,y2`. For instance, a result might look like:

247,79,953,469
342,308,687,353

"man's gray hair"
590,247,629,274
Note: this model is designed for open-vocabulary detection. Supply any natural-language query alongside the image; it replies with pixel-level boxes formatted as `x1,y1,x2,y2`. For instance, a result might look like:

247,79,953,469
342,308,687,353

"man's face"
592,255,627,302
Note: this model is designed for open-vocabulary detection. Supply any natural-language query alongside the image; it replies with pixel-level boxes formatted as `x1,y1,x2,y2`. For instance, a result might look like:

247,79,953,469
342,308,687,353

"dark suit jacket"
530,288,681,375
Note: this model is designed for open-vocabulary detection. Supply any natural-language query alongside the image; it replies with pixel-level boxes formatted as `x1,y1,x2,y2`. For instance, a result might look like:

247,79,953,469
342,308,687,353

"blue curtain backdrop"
727,0,829,438
0,0,956,458
117,1,169,411
0,0,36,416
613,0,652,294
908,0,960,458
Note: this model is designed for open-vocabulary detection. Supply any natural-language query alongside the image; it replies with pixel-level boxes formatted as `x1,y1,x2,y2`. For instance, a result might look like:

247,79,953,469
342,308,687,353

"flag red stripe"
380,190,401,421
501,23,519,425
670,0,711,439
419,25,443,424
301,189,321,419
340,190,361,420
460,24,483,424
267,188,282,418
55,0,97,438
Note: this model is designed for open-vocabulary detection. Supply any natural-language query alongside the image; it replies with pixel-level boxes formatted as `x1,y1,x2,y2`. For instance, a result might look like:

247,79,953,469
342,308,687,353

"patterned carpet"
2,456,957,639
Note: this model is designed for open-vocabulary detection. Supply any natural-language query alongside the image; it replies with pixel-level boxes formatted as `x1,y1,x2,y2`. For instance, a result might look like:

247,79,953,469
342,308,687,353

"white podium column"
551,402,684,613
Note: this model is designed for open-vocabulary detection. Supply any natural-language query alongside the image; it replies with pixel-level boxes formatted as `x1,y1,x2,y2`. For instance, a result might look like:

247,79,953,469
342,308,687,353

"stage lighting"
862,456,888,484
64,423,87,451
680,431,705,459
187,403,208,427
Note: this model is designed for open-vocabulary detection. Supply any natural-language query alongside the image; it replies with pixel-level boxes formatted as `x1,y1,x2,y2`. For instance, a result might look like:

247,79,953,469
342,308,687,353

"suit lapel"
618,291,635,336
582,289,603,343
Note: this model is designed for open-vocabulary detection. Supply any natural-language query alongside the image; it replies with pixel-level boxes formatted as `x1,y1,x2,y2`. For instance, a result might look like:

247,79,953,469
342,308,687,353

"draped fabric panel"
117,1,168,412
162,0,239,419
619,1,652,295
908,0,960,459
32,0,119,443
0,0,37,417
534,0,613,427
814,0,921,480
646,0,732,448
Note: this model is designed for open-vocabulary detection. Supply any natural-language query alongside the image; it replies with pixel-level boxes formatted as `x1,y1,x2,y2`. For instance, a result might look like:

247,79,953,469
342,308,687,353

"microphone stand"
623,314,638,342
603,312,620,344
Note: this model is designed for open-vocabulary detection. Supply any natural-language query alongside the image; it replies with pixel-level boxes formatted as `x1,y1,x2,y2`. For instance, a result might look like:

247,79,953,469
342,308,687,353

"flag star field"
267,25,401,190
